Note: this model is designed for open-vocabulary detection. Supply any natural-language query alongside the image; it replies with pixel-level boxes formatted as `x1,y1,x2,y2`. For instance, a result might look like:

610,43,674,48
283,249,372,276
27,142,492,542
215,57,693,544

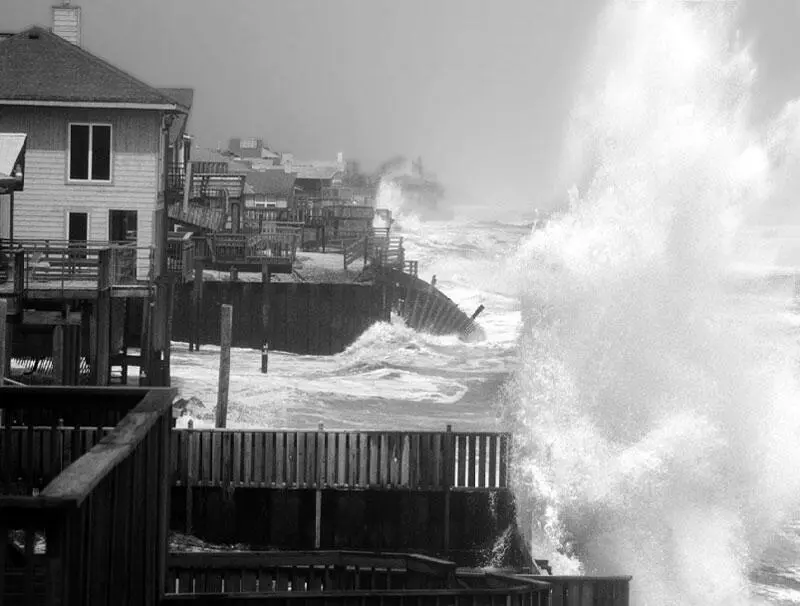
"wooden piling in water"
216,304,233,428
191,259,204,352
261,264,271,374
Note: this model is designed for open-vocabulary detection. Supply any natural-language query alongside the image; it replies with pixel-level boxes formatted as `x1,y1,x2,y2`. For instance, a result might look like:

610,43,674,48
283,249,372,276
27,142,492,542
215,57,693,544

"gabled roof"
159,88,194,144
295,165,342,181
244,169,297,197
0,27,183,110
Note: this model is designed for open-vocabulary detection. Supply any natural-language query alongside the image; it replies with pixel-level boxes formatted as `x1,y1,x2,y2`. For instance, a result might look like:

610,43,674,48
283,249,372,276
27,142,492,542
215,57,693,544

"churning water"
503,1,800,604
168,1,800,602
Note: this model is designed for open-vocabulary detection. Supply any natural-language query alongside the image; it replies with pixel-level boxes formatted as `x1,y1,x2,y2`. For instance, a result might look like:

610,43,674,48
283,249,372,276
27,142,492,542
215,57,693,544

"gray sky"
2,0,799,211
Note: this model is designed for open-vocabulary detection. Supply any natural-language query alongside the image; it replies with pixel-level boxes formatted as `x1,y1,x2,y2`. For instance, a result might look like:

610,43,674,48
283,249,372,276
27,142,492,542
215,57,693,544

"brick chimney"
52,1,81,46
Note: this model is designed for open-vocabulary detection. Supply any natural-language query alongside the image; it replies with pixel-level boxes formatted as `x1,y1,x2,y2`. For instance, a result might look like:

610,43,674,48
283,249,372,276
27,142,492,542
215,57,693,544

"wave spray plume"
507,1,800,604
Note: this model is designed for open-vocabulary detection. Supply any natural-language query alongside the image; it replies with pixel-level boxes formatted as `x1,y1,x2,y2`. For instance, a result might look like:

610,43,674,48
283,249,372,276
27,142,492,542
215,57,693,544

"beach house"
0,11,190,278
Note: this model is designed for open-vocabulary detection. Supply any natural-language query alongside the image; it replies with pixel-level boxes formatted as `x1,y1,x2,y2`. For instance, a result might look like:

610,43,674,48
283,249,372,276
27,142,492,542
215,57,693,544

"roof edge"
0,99,183,111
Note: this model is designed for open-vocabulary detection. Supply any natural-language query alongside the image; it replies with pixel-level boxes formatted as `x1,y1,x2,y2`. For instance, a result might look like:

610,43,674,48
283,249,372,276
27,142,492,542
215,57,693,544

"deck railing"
0,239,153,291
520,575,632,606
0,386,175,606
167,232,195,282
166,551,459,594
163,551,550,605
171,429,510,490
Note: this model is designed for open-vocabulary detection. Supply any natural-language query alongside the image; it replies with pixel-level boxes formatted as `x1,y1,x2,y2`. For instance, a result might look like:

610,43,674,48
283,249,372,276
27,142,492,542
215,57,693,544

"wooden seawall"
171,281,389,354
374,269,484,341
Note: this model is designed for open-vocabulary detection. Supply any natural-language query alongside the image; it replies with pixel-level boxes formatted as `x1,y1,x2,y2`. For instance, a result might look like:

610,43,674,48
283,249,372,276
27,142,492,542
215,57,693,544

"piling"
95,249,112,385
191,259,204,352
216,304,233,428
261,264,271,374
0,298,6,384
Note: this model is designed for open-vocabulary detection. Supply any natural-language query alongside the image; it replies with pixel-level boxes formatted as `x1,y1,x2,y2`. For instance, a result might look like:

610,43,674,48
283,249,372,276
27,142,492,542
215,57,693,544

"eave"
0,99,184,112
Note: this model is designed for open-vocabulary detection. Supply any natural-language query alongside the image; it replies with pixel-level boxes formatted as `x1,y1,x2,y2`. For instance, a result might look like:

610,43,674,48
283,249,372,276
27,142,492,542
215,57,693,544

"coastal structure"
1,385,633,605
0,8,184,385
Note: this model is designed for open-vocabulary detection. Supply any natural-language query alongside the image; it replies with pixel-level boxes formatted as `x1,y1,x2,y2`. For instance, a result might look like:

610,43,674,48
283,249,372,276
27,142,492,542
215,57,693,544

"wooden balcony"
167,202,228,232
0,386,175,606
0,240,154,301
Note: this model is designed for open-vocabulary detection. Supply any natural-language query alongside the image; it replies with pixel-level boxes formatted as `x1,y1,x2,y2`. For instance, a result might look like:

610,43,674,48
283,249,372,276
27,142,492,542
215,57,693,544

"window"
69,123,112,181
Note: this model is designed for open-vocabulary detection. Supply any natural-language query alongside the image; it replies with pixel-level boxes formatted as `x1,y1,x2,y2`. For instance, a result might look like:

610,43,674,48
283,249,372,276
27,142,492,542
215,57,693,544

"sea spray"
507,1,800,604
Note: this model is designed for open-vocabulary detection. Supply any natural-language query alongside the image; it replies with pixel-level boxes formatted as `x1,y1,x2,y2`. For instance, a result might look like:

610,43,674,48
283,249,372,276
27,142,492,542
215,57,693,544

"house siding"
0,107,162,277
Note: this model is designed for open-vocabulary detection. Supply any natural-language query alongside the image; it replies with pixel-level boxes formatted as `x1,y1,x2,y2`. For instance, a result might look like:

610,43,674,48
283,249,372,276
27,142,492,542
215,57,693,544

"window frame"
67,122,113,184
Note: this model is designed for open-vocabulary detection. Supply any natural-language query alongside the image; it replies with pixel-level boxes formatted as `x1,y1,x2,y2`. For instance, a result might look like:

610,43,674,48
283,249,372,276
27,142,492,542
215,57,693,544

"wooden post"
444,424,453,555
191,259,204,352
186,429,194,535
261,264,271,374
95,249,111,385
164,279,175,387
182,161,193,213
0,298,6,385
52,325,64,385
315,421,324,548
216,304,232,428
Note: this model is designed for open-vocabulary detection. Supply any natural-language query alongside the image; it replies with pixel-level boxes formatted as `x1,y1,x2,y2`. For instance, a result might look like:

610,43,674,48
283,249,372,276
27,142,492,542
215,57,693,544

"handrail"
40,390,173,506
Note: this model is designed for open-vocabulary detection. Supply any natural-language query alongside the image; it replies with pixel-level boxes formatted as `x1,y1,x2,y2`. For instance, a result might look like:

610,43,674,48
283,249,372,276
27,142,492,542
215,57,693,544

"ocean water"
170,1,800,603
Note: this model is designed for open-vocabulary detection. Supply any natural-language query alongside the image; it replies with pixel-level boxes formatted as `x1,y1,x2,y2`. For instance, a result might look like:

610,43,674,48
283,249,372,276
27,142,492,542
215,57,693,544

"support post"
182,161,193,213
216,304,232,428
191,259,204,352
444,424,453,555
52,325,64,385
164,279,175,387
0,298,6,385
186,428,194,535
95,249,111,385
261,264,271,374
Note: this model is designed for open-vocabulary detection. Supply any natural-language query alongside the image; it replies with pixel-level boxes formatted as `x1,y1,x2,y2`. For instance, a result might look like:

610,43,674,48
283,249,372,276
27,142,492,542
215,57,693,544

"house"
292,154,346,199
243,169,297,208
0,15,190,278
228,137,280,166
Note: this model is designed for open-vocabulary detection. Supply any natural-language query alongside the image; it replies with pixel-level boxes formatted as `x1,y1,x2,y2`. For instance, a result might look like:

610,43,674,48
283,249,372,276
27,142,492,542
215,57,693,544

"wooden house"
0,24,189,278
0,11,188,386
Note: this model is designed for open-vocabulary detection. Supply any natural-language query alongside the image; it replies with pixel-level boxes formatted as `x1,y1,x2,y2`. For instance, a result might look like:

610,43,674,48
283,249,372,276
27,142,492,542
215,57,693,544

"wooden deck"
1,387,633,606
1,386,175,606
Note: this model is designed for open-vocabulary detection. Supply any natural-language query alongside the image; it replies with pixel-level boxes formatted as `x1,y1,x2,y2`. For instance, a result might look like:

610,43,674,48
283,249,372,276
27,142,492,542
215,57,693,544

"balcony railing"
0,239,153,289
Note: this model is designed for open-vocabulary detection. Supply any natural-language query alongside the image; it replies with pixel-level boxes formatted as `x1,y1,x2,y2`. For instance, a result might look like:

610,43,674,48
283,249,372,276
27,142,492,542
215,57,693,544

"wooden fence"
0,386,176,606
171,429,510,491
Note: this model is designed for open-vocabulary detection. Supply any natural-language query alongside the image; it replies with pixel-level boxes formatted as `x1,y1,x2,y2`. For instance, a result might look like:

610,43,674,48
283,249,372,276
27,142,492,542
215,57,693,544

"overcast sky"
2,0,800,212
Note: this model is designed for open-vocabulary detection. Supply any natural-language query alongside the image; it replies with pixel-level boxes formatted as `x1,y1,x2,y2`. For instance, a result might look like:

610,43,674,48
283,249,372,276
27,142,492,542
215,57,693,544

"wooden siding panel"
0,107,161,275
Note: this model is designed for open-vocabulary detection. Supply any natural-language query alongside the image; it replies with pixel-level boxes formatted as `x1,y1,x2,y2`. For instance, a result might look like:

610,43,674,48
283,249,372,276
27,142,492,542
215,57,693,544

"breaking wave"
506,1,800,604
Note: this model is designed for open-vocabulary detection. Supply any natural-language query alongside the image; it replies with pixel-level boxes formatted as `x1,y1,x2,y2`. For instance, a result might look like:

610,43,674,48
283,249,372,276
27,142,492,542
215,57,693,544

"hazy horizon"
2,0,800,214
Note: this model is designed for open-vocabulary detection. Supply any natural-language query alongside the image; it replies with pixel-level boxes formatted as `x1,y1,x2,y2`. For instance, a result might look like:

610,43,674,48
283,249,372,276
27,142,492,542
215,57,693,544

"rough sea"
171,1,800,603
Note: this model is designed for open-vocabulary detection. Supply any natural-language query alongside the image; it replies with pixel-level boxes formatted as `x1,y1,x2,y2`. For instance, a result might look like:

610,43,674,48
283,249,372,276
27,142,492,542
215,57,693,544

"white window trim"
67,122,113,183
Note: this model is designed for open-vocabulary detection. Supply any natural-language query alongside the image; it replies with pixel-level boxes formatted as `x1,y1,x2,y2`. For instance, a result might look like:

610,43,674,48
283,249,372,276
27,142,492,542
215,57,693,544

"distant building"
227,137,280,166
0,12,189,276
243,169,297,209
